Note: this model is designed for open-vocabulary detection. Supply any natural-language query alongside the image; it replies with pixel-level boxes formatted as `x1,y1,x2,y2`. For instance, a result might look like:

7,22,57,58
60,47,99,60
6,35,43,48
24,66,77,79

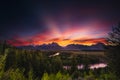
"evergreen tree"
106,22,120,79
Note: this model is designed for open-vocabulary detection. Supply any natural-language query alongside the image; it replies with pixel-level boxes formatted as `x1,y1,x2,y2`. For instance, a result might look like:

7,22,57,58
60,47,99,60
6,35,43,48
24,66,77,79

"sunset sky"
0,0,120,46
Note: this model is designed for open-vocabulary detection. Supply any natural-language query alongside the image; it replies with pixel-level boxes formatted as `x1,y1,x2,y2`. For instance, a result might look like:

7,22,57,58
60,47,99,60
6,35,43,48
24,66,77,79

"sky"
0,0,120,46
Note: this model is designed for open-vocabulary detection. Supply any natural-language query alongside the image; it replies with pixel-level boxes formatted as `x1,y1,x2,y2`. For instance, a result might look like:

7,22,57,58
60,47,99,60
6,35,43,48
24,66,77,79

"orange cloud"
7,31,108,47
7,36,107,46
72,38,107,46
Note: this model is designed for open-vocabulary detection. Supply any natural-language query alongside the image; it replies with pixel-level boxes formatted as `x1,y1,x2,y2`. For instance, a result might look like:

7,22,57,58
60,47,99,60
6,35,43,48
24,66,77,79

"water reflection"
89,63,107,69
63,63,107,70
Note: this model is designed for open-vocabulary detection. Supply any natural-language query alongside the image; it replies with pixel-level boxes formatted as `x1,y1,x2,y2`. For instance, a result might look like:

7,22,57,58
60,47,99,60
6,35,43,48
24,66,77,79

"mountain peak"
49,42,60,46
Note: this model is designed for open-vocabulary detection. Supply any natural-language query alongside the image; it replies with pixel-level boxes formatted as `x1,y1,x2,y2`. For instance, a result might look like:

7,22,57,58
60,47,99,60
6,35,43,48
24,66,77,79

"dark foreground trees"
106,23,120,79
0,39,118,80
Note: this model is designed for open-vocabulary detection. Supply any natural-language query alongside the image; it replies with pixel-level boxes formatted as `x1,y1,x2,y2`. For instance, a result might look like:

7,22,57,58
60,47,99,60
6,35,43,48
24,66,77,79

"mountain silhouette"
36,42,62,50
17,42,105,50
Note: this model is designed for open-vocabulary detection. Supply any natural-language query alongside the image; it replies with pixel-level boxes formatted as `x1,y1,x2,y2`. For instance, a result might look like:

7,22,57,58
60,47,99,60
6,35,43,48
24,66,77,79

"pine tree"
106,22,120,79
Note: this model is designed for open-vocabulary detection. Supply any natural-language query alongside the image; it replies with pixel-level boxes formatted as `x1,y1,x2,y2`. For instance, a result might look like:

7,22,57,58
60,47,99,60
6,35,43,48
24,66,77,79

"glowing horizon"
7,19,108,46
7,37,107,47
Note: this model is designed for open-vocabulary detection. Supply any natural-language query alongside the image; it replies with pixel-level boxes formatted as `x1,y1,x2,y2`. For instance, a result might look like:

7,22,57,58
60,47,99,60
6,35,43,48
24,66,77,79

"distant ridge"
17,42,105,50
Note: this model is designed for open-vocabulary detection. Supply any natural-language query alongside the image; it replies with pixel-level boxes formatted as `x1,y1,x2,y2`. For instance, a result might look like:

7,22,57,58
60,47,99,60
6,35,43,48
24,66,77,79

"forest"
0,44,118,80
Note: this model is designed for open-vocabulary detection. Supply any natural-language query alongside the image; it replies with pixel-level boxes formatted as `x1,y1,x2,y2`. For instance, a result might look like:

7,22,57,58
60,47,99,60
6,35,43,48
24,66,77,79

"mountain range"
17,42,105,51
